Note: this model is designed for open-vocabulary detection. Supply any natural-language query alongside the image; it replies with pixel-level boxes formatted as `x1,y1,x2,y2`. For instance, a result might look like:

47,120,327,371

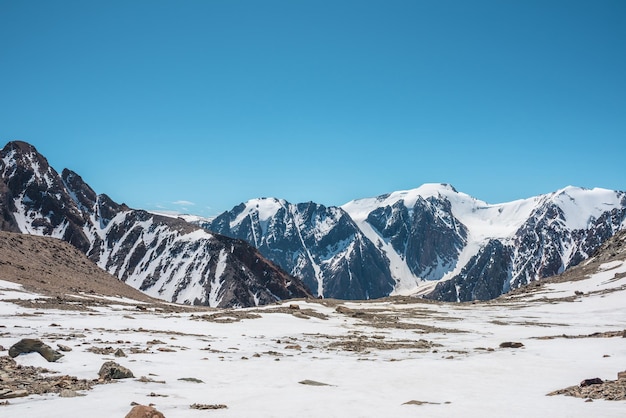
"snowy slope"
343,183,626,300
1,231,625,417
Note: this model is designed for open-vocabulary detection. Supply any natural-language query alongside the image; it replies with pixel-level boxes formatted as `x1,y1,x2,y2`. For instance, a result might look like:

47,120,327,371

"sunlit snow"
342,183,626,294
1,259,625,417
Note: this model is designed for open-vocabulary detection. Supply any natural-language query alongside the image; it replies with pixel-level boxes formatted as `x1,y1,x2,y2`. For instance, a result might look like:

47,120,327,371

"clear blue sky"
1,0,624,217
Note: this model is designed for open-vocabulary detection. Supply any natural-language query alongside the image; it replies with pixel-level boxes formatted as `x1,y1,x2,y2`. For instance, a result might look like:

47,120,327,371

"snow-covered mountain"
206,183,626,301
0,141,311,307
3,140,623,304
205,198,394,299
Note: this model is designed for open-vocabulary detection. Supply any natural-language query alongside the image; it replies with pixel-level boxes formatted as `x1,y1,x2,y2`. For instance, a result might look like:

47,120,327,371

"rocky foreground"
1,275,625,417
1,231,625,417
548,374,626,401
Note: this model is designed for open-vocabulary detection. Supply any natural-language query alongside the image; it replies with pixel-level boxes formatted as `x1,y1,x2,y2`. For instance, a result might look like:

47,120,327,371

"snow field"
1,268,625,417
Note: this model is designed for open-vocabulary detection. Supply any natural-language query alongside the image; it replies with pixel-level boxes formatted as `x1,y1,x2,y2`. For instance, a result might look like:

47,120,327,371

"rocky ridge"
0,141,311,307
205,198,394,299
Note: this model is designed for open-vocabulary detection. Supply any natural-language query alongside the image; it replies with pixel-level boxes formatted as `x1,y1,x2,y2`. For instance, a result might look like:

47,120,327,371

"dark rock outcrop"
499,342,524,349
580,378,604,387
124,404,166,418
8,338,64,362
366,196,467,280
427,240,512,302
549,373,626,401
98,361,134,380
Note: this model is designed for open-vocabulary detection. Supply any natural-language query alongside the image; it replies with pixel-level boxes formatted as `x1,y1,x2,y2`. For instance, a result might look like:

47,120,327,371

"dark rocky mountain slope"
0,141,311,307
205,198,394,299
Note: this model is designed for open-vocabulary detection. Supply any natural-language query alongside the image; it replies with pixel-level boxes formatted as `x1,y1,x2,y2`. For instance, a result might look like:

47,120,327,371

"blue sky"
1,0,624,217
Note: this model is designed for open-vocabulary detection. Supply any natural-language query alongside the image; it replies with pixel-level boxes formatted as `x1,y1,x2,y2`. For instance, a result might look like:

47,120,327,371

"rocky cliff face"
205,198,394,299
426,239,513,302
363,194,467,281
0,141,311,307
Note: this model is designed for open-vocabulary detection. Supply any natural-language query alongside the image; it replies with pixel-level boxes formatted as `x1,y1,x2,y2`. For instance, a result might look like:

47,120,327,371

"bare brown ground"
0,231,196,312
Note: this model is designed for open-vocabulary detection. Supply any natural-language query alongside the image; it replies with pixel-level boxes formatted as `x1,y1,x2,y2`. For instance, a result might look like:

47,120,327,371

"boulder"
8,339,64,362
335,306,353,315
580,378,603,387
0,388,28,399
124,404,165,418
98,361,134,380
114,348,127,357
59,389,79,398
499,342,524,349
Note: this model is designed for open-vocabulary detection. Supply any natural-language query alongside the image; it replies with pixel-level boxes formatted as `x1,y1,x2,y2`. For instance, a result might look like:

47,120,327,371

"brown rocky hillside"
0,230,160,303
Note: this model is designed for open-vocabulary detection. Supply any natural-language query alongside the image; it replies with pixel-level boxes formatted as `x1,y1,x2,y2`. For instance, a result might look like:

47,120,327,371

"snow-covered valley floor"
1,260,625,417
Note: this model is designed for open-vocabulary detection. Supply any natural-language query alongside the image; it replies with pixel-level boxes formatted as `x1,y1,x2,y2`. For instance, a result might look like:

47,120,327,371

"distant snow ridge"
0,141,311,307
206,183,626,301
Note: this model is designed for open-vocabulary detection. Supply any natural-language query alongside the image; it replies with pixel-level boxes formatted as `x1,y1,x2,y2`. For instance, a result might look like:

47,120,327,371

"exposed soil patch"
299,379,333,387
190,403,228,410
190,305,330,322
403,400,449,406
191,311,262,323
254,306,330,321
534,330,626,340
0,232,155,303
333,305,465,333
309,333,441,352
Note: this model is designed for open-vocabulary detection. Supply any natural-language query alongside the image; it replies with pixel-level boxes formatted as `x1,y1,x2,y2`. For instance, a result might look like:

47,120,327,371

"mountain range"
1,140,625,306
0,141,311,307
204,184,626,302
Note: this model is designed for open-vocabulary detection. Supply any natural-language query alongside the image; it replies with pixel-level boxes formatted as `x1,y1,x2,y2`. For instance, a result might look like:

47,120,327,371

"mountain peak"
241,197,288,222
2,140,40,154
419,182,458,193
0,141,312,307
544,186,626,230
1,140,49,168
343,183,471,222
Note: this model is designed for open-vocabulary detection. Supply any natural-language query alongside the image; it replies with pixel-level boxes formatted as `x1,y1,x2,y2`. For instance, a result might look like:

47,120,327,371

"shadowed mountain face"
364,195,468,281
205,199,394,299
0,141,312,307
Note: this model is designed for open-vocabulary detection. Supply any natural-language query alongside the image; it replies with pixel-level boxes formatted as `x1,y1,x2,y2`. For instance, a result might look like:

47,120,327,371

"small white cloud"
173,200,195,206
